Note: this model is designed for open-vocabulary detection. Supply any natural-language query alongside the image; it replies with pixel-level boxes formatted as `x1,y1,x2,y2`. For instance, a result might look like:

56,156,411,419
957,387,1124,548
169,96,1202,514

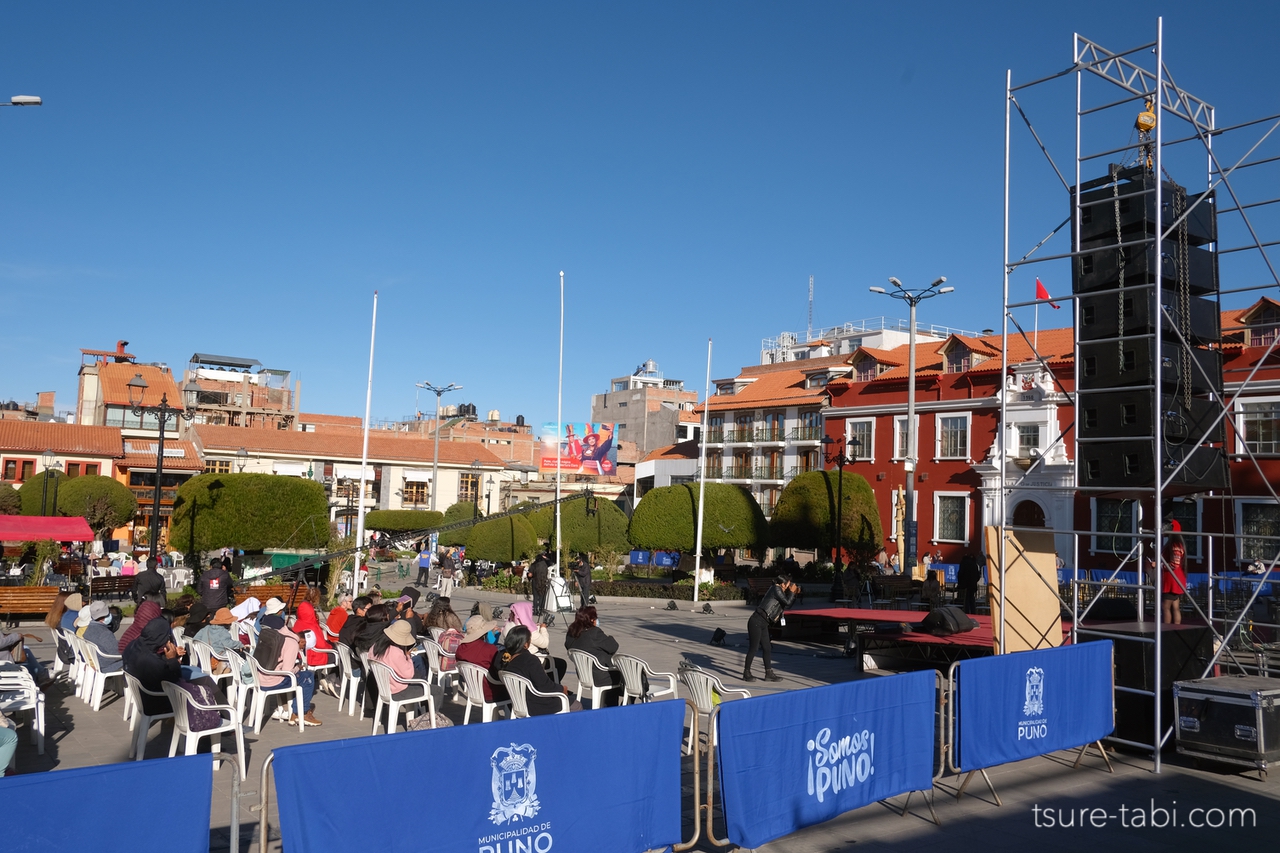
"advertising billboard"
539,422,617,476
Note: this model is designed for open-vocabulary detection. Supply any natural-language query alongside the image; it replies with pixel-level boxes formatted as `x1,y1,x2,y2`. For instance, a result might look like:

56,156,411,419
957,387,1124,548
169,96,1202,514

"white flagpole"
555,271,564,579
1034,303,1039,351
354,291,378,593
693,338,712,604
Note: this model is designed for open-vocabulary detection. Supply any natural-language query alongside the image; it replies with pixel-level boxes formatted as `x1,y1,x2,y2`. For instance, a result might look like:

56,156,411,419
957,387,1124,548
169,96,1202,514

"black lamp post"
236,447,248,473
470,460,482,517
485,475,494,516
40,449,61,516
822,434,861,602
127,373,199,561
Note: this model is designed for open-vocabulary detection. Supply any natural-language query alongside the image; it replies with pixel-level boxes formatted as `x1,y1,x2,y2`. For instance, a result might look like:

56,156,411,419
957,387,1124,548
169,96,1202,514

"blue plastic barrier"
273,701,685,853
1215,573,1274,596
0,753,213,853
652,551,679,567
629,549,650,565
716,671,935,849
954,641,1113,772
1090,569,1139,585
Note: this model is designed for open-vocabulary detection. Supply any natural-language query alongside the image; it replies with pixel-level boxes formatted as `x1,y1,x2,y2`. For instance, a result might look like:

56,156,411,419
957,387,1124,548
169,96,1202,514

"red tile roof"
678,409,702,423
98,362,183,408
117,440,205,471
0,421,123,457
642,440,701,462
700,366,828,412
195,424,506,467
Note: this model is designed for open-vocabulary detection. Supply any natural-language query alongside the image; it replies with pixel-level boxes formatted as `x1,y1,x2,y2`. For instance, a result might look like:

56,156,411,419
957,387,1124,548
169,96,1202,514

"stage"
786,607,1074,670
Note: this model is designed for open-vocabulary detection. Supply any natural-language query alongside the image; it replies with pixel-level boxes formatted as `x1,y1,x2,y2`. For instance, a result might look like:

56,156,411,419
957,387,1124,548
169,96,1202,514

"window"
20,460,34,481
1242,401,1280,454
3,459,17,480
717,384,736,396
798,448,821,473
617,423,626,431
403,481,429,504
613,381,628,392
760,486,781,515
1248,306,1280,347
84,463,99,477
204,460,232,474
935,494,968,543
1164,500,1201,559
704,455,722,478
846,419,872,461
459,472,479,504
1094,498,1136,555
1239,502,1280,563
616,401,627,407
938,415,968,459
806,374,828,389
760,411,784,441
65,463,81,478
1017,423,1041,458
795,409,822,440
894,417,917,460
855,358,878,383
946,345,971,373
707,415,724,443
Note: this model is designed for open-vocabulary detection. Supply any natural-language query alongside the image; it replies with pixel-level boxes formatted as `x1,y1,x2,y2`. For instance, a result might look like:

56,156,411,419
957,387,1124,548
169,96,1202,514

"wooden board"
983,526,1063,654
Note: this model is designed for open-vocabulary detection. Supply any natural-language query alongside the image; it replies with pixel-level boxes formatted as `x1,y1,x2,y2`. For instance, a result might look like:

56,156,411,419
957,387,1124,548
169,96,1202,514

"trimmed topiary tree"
769,470,883,564
169,473,330,553
531,495,630,554
628,483,767,552
55,475,138,539
18,469,66,516
0,484,19,515
438,501,480,547
363,509,445,535
466,514,538,563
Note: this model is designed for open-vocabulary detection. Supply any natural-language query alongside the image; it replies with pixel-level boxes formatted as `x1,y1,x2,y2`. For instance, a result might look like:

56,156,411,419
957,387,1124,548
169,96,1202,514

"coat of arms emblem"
1022,667,1045,717
489,743,540,824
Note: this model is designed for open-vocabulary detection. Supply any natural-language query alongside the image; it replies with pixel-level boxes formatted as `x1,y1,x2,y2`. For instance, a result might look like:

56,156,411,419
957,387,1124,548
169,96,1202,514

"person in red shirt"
1161,522,1188,626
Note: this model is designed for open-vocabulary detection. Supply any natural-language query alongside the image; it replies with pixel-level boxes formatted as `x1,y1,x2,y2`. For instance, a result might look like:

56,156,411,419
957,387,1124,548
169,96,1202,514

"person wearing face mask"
455,615,507,703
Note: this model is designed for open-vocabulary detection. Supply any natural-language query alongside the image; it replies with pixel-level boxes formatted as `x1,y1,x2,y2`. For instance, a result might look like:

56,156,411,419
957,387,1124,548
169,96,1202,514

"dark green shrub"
169,473,330,552
628,483,767,552
769,471,882,564
55,475,138,539
363,509,445,534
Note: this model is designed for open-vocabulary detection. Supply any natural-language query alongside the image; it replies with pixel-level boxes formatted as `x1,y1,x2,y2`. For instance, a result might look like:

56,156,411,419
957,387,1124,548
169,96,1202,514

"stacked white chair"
0,662,44,754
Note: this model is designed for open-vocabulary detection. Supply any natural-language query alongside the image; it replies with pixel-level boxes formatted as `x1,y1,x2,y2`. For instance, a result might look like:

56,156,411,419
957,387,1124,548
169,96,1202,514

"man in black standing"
572,553,593,609
199,557,233,612
132,557,166,603
956,553,981,615
530,552,550,617
743,574,798,682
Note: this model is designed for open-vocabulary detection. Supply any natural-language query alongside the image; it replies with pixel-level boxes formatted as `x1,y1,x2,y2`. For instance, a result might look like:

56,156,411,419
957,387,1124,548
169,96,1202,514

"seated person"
193,608,245,675
503,601,565,681
0,627,51,687
59,592,84,632
338,596,372,649
921,573,943,611
352,603,391,656
425,597,463,633
456,616,506,703
326,594,354,639
370,620,430,698
394,587,425,636
229,597,261,646
78,601,123,672
122,618,185,715
258,613,321,727
119,595,165,653
563,605,623,705
291,588,334,669
492,625,580,715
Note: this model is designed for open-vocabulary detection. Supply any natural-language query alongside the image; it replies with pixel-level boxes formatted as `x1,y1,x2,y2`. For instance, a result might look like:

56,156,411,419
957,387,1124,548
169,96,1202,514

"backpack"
437,628,463,671
253,626,287,673
177,679,223,732
917,605,979,636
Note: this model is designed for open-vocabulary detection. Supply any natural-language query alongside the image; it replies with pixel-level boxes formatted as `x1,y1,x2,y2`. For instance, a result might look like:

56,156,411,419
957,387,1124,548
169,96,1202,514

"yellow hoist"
1136,98,1157,170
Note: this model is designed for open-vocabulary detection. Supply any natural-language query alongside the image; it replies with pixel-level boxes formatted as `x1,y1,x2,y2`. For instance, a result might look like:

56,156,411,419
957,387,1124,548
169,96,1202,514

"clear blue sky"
2,2,1277,429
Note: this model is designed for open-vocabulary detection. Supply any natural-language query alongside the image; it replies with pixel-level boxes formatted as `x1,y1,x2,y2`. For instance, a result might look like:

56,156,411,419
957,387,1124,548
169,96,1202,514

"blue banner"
629,549,650,565
0,754,213,853
273,701,684,853
955,641,1114,772
716,671,935,849
652,551,679,568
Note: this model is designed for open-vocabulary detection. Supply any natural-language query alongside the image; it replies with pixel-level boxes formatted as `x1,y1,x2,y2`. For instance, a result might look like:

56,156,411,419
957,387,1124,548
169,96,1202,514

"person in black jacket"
132,560,166,603
492,625,580,715
530,553,550,617
572,553,593,608
956,554,981,615
199,558,233,611
743,574,798,682
563,605,624,705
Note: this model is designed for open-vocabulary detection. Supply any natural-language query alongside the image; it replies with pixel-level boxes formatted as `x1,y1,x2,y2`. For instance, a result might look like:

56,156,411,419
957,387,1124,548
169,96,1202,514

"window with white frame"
894,416,918,460
846,418,872,462
1247,305,1280,347
1017,423,1041,458
1241,400,1280,455
1164,500,1201,560
1238,501,1280,563
937,414,969,459
934,492,969,543
1093,498,1136,555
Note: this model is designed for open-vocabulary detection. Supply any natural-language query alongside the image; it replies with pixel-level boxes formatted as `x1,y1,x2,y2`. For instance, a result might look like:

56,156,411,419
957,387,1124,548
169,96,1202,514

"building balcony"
705,429,724,444
723,465,754,480
786,465,820,479
129,486,178,505
753,428,786,443
754,466,785,481
722,429,754,444
695,467,725,480
789,426,823,443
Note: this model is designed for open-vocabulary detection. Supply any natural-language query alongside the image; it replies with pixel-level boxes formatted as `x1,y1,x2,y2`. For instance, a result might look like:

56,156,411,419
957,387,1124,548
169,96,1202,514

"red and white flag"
1035,277,1061,308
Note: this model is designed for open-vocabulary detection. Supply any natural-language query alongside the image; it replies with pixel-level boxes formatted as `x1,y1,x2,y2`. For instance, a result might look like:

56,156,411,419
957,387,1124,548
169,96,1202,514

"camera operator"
743,574,799,682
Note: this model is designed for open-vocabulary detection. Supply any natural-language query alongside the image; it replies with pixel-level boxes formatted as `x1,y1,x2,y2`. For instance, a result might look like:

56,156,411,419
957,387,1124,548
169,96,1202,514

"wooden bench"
0,587,62,627
871,576,915,609
236,582,304,606
89,576,136,601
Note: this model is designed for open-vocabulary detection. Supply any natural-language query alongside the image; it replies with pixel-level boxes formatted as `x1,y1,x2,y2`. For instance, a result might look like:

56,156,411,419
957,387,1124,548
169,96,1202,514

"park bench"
89,576,135,601
236,582,304,607
870,575,915,610
0,587,62,627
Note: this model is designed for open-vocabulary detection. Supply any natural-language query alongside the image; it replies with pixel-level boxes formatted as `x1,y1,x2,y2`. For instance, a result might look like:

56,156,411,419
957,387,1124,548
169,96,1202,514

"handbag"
177,679,223,731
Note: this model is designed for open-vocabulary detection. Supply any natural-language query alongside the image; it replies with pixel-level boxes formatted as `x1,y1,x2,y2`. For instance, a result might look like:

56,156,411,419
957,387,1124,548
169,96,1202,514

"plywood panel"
983,526,1063,654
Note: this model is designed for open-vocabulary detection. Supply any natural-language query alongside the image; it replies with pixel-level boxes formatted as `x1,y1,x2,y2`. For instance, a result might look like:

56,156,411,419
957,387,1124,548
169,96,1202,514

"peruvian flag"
1035,277,1060,308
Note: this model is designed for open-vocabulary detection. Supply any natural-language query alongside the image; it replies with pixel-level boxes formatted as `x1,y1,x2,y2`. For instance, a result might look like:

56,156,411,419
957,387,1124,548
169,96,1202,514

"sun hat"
264,598,286,615
65,592,83,610
383,620,417,647
211,607,235,626
463,615,498,643
89,600,110,621
74,605,92,628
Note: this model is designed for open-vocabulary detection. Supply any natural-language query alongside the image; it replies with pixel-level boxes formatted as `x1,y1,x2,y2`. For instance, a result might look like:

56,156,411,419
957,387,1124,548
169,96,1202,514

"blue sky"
2,2,1277,430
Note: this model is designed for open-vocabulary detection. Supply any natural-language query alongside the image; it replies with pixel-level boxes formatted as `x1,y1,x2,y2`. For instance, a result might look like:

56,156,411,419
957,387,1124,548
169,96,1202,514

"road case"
1173,675,1280,777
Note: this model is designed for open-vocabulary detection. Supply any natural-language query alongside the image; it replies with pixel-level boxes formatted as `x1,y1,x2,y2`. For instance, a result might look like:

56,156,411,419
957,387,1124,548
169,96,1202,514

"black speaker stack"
1071,164,1228,492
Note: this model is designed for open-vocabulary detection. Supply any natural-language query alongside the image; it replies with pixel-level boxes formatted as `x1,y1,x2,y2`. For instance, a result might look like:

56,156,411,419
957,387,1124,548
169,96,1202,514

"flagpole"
354,290,378,593
555,271,564,580
693,338,712,605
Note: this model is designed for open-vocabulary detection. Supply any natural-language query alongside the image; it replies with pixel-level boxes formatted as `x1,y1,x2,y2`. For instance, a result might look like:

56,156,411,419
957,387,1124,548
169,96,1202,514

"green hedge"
0,484,20,515
18,470,65,515
769,470,882,561
169,473,330,552
530,497,630,552
363,509,445,534
592,580,745,601
55,475,138,539
467,514,538,562
628,483,767,551
438,501,479,547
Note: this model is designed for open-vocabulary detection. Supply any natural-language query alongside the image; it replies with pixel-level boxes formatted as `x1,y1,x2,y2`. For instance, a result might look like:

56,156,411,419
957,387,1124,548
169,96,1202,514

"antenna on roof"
807,275,814,339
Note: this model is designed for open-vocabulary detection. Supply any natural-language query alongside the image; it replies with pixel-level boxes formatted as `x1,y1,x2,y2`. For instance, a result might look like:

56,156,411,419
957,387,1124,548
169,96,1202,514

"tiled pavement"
10,588,1278,851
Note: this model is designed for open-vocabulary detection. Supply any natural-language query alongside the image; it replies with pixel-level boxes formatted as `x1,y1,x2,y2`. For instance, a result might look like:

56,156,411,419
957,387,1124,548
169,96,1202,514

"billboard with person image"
538,422,617,476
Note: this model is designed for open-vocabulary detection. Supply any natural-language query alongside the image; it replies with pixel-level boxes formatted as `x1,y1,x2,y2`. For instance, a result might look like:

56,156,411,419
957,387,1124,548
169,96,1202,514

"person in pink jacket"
258,612,322,727
371,620,429,702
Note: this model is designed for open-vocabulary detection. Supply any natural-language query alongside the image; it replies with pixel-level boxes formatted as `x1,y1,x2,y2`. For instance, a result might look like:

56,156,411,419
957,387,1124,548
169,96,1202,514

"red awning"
0,516,95,542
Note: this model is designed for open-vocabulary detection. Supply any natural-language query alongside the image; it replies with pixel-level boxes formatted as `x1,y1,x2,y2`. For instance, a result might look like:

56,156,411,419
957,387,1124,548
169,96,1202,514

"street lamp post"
485,475,495,516
236,447,248,473
470,460,482,518
822,434,861,602
127,374,199,562
40,449,60,516
869,276,953,580
417,381,463,511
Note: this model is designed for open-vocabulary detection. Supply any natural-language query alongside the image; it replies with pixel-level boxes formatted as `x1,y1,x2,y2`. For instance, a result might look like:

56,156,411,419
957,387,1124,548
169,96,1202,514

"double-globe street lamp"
40,448,62,516
417,381,463,511
126,373,200,562
821,434,861,602
868,276,953,578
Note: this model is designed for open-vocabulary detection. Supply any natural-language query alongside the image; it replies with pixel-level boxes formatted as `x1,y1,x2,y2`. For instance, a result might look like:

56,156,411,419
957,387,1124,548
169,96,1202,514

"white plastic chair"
70,634,96,703
246,655,305,733
366,659,437,735
567,649,620,709
53,627,82,685
456,661,510,724
417,638,456,693
612,653,679,705
0,662,45,754
334,643,363,717
679,666,750,754
499,670,569,718
161,681,247,780
220,648,254,724
304,645,339,692
187,637,238,706
123,672,174,760
83,642,128,715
